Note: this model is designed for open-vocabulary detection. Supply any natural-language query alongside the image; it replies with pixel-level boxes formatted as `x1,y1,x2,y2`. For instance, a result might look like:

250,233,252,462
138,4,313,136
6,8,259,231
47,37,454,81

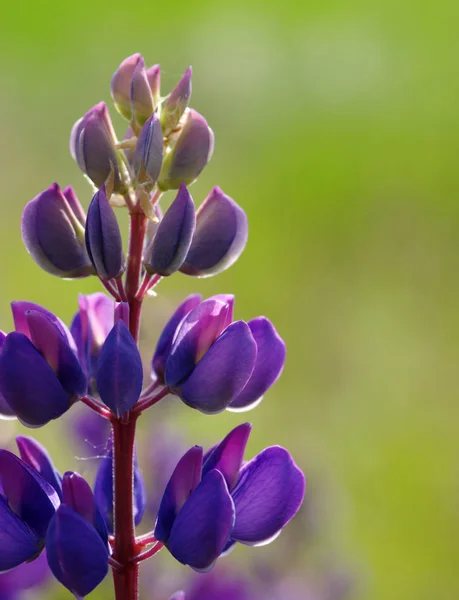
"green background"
0,1,458,599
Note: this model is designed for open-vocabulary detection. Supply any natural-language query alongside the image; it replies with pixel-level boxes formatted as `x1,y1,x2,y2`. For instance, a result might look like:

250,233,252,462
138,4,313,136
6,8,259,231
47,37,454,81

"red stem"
132,386,169,415
112,209,148,600
132,542,164,564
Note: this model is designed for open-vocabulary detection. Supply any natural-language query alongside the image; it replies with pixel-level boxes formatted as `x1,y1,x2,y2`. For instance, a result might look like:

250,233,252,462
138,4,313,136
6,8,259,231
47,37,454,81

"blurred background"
1,1,458,599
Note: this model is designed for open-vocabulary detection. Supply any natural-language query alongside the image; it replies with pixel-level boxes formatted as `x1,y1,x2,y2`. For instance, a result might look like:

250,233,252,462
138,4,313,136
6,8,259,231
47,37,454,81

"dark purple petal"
229,317,286,411
152,294,202,382
0,332,15,419
0,450,59,538
168,470,235,571
161,67,192,134
94,439,145,534
21,183,93,279
144,184,196,276
202,423,252,491
133,113,164,185
230,446,305,545
46,505,109,597
97,321,143,417
165,298,232,388
181,187,248,277
158,109,214,191
16,436,62,499
177,321,257,414
26,310,86,398
70,102,121,191
154,446,203,544
0,495,41,572
111,54,142,120
131,56,154,123
0,333,73,427
85,186,125,281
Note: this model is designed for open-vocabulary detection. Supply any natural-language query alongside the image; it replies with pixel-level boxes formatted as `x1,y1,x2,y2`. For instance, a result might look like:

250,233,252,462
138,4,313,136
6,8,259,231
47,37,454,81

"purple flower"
0,550,50,600
156,296,285,414
70,102,122,191
16,436,63,499
21,183,94,279
161,67,192,135
133,113,164,186
0,331,15,420
131,56,155,124
154,424,305,571
85,186,126,281
96,321,143,417
158,109,214,191
0,305,86,427
111,54,159,121
46,472,109,597
70,292,114,392
0,450,60,571
94,436,146,533
180,187,248,278
144,184,196,276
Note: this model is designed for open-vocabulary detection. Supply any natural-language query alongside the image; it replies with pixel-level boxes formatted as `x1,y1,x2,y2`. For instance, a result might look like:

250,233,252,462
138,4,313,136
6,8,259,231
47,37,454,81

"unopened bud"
146,64,161,106
70,102,122,191
131,57,155,125
133,114,164,186
161,67,192,135
22,183,94,278
158,109,214,191
111,53,142,120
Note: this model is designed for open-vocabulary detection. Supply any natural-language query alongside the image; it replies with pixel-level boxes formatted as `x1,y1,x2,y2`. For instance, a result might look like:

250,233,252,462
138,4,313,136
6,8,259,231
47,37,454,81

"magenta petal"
46,505,109,597
154,446,203,544
230,446,305,545
11,301,76,351
202,423,252,491
168,470,235,571
229,317,286,411
165,298,232,388
96,321,143,417
178,321,257,414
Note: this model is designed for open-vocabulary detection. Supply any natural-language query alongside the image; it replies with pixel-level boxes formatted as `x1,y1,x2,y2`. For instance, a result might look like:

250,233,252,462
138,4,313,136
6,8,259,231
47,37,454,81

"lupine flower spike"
0,53,305,600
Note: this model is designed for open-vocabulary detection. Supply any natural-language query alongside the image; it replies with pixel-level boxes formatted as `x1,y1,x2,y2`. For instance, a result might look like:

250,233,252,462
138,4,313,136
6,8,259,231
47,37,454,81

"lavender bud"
144,184,196,276
181,187,248,277
70,102,122,191
85,186,125,280
111,53,142,120
133,113,164,185
21,183,94,279
131,56,155,125
147,64,161,106
161,67,192,135
158,109,214,191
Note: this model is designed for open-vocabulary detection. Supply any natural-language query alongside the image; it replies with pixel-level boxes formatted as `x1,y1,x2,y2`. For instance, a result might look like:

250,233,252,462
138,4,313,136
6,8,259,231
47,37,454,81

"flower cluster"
0,53,305,600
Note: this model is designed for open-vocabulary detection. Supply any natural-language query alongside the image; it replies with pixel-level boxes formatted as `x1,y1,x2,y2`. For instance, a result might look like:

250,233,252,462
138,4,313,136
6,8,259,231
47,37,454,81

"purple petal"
0,333,73,427
168,470,235,571
165,298,232,388
16,436,62,499
202,423,252,491
96,321,143,417
21,183,92,278
46,505,109,597
177,321,257,414
133,113,164,184
181,187,248,277
11,301,76,351
111,53,142,120
230,446,305,545
0,496,41,572
0,550,50,595
161,66,192,134
25,310,86,397
131,56,154,123
144,183,196,276
85,186,125,281
229,317,286,411
154,446,203,544
146,64,161,104
158,109,214,191
0,333,16,419
0,450,59,538
170,592,185,600
152,294,202,382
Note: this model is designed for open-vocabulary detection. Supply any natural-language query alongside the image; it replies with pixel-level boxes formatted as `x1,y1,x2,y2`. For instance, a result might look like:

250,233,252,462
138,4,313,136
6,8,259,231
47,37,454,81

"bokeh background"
1,1,458,599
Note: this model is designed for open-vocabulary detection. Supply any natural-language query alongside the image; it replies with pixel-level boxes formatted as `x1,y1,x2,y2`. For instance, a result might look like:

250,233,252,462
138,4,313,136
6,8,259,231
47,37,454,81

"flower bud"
180,187,248,277
111,53,142,120
21,183,94,279
16,435,63,499
158,109,214,191
85,186,125,280
133,113,164,186
161,67,192,135
70,102,122,191
147,64,161,106
144,184,196,276
131,56,155,125
0,330,16,420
